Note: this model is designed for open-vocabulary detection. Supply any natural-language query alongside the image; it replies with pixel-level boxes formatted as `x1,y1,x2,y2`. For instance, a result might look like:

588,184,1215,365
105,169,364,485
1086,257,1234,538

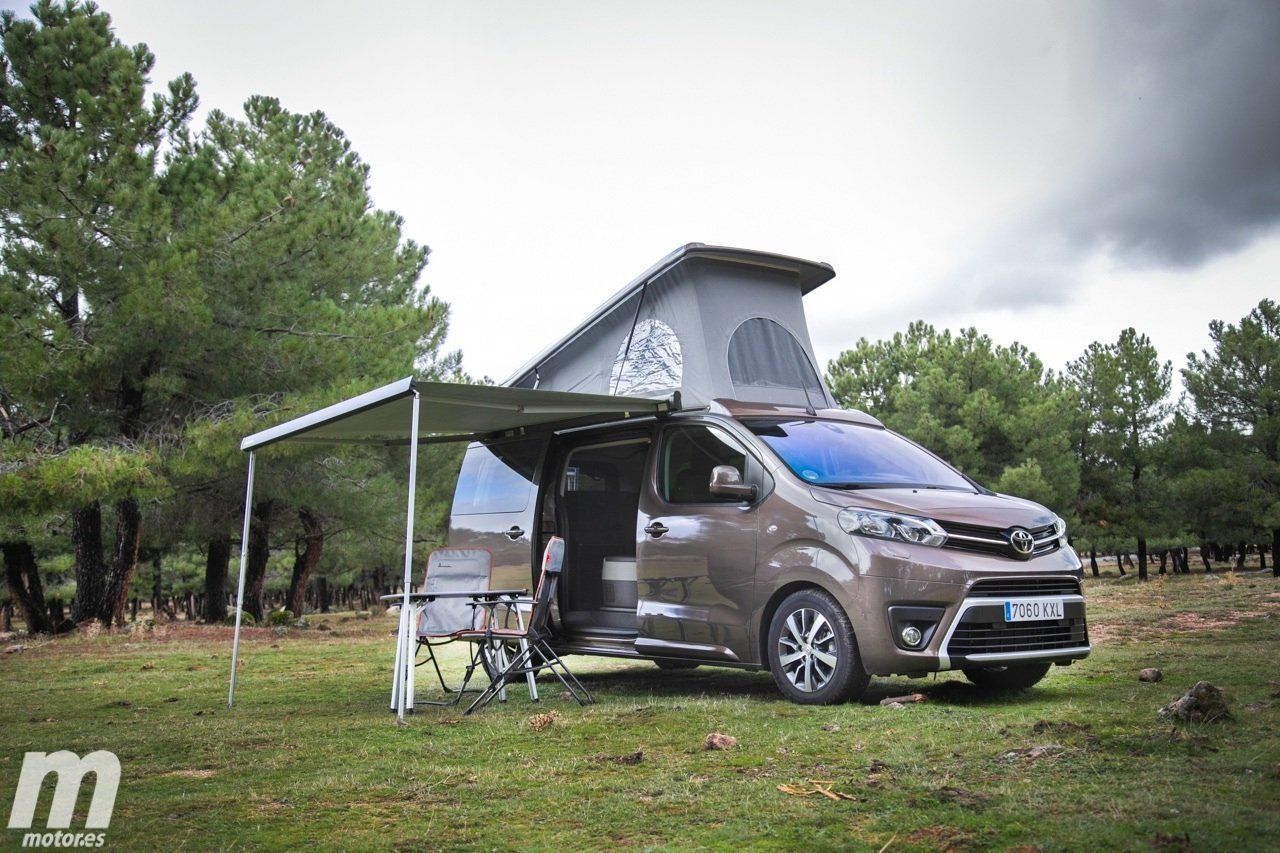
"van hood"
809,486,1056,529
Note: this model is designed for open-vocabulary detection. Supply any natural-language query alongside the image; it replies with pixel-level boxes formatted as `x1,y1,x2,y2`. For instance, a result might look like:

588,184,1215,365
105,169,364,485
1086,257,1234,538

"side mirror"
709,465,757,502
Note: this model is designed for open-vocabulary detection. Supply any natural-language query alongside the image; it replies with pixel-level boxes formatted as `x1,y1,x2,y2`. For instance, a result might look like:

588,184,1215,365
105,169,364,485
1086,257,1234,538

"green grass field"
3,573,1278,851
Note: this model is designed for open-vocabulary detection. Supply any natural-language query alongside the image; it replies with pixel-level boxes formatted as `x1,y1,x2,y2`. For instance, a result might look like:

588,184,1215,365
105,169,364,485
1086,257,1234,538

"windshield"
744,418,975,491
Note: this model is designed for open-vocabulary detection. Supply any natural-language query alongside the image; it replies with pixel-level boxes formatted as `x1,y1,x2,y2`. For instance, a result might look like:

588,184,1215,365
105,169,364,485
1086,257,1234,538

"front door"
636,422,761,663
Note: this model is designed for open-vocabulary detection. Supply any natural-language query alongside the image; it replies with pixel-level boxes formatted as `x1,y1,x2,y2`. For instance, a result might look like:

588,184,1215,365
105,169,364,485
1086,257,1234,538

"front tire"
767,588,868,705
962,662,1051,690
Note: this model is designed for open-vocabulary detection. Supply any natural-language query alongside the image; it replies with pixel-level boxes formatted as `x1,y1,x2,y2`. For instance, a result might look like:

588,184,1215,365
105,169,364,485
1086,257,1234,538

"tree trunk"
1089,547,1099,578
2,541,53,634
1235,541,1246,571
317,576,331,613
69,499,142,626
70,502,107,623
1115,551,1126,576
1137,538,1148,581
203,535,231,623
1273,528,1279,578
1259,544,1267,572
1,603,10,633
1157,549,1167,575
151,552,164,619
103,498,143,625
243,500,273,622
1199,543,1212,572
286,508,324,618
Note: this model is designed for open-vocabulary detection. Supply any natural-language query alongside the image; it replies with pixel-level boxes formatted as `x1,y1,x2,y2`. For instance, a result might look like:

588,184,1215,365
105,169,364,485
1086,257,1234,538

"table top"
379,589,526,602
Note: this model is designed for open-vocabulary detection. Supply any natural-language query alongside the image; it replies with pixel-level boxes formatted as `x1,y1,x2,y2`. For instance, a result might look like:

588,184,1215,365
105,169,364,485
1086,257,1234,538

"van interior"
541,437,649,640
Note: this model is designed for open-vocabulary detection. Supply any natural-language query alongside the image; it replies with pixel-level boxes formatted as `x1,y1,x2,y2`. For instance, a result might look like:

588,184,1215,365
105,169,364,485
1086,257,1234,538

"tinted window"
728,318,827,406
746,419,973,491
661,426,749,503
451,438,543,515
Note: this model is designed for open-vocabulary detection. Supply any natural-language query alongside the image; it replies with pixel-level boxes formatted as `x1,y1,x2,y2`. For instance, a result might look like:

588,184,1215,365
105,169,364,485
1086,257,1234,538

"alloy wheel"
776,607,838,692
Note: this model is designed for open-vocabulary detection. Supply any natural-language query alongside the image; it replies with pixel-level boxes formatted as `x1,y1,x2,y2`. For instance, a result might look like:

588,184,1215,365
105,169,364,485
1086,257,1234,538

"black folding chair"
456,536,593,714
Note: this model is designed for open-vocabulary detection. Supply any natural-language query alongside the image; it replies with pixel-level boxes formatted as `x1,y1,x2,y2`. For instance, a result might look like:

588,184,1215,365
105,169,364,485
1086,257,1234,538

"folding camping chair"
455,536,594,714
414,548,492,704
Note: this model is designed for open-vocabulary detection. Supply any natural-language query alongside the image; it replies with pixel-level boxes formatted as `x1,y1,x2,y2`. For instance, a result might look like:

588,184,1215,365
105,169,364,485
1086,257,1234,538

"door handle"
504,526,524,540
644,522,669,538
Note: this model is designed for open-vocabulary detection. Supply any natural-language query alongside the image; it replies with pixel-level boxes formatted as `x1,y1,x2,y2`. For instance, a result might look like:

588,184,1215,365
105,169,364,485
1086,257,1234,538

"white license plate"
1003,597,1065,622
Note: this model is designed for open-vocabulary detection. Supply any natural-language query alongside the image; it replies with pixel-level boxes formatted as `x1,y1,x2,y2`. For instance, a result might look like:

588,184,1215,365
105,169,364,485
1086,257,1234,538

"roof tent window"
610,318,683,396
728,317,826,406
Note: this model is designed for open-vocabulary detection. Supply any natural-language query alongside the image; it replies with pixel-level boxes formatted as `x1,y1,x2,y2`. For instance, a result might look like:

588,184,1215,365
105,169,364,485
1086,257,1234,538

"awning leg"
394,391,421,721
228,451,256,708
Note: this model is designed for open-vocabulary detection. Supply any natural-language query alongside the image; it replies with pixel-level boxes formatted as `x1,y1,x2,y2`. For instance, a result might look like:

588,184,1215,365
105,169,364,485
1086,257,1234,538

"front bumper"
846,539,1091,675
934,594,1089,670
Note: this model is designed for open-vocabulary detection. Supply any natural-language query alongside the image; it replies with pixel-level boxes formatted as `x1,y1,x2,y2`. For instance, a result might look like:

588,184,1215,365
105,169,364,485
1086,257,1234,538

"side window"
661,425,749,504
451,438,543,515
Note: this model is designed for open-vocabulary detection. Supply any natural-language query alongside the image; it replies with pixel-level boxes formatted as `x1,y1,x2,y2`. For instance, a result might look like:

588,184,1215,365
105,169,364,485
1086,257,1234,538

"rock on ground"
1139,668,1164,683
704,732,738,750
1158,681,1230,723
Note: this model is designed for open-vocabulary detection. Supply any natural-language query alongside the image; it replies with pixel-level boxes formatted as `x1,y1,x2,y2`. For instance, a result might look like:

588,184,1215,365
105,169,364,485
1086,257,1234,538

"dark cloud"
965,0,1280,308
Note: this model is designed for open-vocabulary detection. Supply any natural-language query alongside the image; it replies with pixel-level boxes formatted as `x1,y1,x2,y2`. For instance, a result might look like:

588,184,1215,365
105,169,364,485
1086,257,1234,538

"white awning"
239,377,675,451
229,375,675,720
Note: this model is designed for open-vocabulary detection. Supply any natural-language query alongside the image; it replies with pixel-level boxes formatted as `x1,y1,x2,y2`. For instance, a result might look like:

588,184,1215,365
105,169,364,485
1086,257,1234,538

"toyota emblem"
1008,527,1035,557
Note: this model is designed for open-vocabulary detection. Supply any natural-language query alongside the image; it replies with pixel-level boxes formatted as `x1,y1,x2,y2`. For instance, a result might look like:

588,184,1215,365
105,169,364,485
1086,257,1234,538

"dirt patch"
934,786,991,809
905,826,974,851
163,769,217,779
1164,611,1266,633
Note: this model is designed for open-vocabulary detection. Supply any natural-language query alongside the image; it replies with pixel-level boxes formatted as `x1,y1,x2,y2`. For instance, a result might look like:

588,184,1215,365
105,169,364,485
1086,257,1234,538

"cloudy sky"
8,0,1278,386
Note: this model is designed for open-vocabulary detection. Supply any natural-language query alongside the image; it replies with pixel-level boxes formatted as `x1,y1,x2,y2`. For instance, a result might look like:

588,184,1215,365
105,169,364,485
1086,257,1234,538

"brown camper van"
446,245,1089,704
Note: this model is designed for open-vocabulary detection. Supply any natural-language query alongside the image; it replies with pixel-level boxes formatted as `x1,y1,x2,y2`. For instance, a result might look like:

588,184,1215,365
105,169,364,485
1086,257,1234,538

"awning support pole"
394,390,421,720
228,451,256,708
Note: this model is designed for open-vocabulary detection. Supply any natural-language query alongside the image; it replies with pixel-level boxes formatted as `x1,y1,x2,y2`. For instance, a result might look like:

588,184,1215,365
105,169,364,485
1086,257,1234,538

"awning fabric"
239,377,674,451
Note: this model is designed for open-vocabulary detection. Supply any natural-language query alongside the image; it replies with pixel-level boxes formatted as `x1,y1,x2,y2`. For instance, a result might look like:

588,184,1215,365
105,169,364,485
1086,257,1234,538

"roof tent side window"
610,318,683,396
451,438,543,515
727,317,827,406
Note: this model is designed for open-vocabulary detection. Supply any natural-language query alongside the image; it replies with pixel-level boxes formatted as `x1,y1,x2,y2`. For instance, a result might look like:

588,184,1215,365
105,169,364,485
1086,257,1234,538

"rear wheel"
766,588,868,705
962,662,1051,690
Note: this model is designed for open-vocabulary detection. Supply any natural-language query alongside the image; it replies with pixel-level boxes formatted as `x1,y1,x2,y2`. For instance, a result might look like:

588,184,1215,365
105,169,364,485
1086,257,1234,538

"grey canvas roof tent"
228,244,837,719
506,244,836,410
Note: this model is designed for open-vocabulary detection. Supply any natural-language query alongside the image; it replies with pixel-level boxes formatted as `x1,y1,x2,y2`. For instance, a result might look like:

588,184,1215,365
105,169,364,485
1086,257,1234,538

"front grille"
938,520,1061,560
947,617,1088,657
967,576,1081,598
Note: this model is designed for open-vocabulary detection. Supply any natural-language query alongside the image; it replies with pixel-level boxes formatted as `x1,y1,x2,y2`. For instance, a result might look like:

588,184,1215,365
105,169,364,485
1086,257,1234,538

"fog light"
901,625,923,648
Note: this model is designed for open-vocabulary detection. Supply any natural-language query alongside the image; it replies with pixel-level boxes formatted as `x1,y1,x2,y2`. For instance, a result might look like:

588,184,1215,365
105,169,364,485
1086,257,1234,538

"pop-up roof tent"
228,244,836,719
506,244,836,410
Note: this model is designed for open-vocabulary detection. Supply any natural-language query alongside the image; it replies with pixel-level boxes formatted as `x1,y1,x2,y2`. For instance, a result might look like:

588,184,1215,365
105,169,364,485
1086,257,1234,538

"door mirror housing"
709,465,757,502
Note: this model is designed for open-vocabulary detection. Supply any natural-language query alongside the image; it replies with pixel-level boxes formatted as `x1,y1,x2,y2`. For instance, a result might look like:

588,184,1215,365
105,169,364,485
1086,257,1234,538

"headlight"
1053,515,1068,541
838,507,948,548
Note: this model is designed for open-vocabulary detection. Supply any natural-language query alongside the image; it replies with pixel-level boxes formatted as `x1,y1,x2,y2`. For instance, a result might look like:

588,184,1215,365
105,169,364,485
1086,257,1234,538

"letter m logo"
7,751,120,830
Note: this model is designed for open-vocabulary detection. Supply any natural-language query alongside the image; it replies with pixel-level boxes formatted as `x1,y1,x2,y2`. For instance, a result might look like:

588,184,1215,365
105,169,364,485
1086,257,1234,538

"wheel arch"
757,579,851,671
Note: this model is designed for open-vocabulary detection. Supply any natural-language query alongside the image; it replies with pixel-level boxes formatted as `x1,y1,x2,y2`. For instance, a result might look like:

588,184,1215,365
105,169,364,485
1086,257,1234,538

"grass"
2,573,1279,851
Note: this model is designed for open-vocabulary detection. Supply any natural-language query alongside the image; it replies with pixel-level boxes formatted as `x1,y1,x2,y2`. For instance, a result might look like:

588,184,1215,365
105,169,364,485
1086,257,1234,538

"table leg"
405,604,419,712
390,604,407,712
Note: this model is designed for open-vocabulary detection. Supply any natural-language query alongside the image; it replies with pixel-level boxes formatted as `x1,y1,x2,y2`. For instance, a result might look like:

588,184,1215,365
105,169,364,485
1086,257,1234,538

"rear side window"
661,425,748,504
451,438,543,515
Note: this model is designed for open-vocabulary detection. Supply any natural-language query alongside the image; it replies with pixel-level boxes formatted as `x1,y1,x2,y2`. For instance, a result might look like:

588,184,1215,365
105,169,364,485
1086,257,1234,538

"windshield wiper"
816,482,972,492
813,482,898,490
